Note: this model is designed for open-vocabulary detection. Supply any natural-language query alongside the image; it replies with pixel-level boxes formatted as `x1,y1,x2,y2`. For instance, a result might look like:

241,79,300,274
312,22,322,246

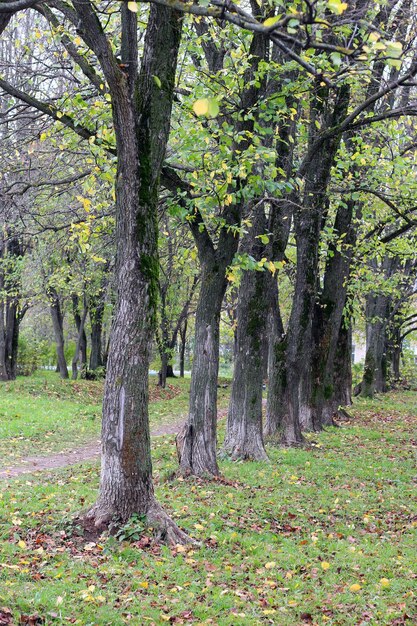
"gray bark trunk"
72,1,188,540
49,287,69,380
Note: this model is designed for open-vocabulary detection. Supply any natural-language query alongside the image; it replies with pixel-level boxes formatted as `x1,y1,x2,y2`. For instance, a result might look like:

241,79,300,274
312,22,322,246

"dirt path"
0,409,229,480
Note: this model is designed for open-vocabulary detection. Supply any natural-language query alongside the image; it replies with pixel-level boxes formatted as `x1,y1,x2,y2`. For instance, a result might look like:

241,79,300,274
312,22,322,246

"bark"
72,296,88,380
280,83,350,443
73,1,187,539
0,235,23,381
264,275,285,437
177,253,232,476
179,320,187,377
72,294,87,377
360,292,390,397
89,286,106,371
333,323,353,407
311,198,357,428
49,287,69,379
0,268,8,381
223,206,269,461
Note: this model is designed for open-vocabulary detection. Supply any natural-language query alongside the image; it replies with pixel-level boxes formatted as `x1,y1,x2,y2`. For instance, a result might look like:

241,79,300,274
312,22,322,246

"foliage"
16,331,49,376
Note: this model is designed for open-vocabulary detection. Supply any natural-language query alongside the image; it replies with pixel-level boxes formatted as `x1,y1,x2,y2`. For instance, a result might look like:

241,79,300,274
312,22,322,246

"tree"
0,1,190,539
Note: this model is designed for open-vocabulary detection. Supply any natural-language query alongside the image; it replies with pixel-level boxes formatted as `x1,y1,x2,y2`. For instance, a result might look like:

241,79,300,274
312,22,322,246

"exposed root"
336,407,353,421
82,502,115,532
280,434,306,448
221,443,270,462
146,500,196,545
79,498,195,545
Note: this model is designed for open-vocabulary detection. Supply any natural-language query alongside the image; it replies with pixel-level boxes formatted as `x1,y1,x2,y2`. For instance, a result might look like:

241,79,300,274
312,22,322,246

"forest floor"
0,373,416,625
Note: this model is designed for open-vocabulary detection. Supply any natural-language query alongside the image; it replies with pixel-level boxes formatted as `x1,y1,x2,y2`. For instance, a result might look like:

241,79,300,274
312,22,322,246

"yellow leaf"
194,524,204,531
349,583,362,592
380,578,390,587
265,561,276,569
263,17,280,28
327,0,348,15
321,561,331,570
139,581,149,589
18,540,26,549
193,99,210,116
193,98,219,118
176,544,186,553
127,1,138,11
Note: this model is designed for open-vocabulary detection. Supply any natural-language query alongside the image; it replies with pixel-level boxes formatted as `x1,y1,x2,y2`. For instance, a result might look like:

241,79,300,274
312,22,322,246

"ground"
0,372,416,625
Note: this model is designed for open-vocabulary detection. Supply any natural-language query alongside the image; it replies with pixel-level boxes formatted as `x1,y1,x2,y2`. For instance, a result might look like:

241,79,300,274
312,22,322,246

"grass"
0,377,416,625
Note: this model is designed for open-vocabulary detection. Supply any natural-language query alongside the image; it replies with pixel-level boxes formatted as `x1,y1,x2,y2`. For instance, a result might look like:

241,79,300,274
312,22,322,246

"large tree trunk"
264,276,285,438
48,287,69,379
76,2,187,540
280,83,350,443
311,198,356,428
333,324,353,407
361,292,389,397
177,257,230,476
223,207,269,461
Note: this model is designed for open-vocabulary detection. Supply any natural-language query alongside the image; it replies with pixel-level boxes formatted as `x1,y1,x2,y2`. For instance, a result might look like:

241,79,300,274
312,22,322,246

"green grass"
0,380,416,625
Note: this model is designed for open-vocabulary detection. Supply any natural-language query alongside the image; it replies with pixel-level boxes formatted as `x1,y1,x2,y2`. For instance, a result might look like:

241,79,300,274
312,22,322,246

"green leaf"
263,16,280,28
327,0,348,15
193,98,219,118
153,75,162,89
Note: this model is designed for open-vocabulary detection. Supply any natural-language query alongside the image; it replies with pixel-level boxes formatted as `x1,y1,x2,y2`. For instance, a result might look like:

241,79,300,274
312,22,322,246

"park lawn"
0,372,230,467
0,386,415,625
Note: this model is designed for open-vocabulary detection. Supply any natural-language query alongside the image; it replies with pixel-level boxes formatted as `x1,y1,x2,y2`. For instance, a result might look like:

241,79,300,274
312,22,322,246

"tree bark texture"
48,287,69,379
177,257,230,476
223,205,269,461
280,83,350,443
311,198,357,428
0,235,23,381
72,1,187,540
72,294,88,378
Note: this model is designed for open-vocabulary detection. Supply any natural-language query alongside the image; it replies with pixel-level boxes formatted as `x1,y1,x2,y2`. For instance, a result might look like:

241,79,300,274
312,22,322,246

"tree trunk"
75,1,187,540
223,206,269,461
72,297,88,380
158,352,168,388
311,198,356,428
179,320,187,377
90,318,104,371
333,324,353,407
0,274,7,381
72,294,88,378
177,258,229,476
0,235,23,381
280,83,350,442
361,297,389,397
48,287,69,379
178,27,269,475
